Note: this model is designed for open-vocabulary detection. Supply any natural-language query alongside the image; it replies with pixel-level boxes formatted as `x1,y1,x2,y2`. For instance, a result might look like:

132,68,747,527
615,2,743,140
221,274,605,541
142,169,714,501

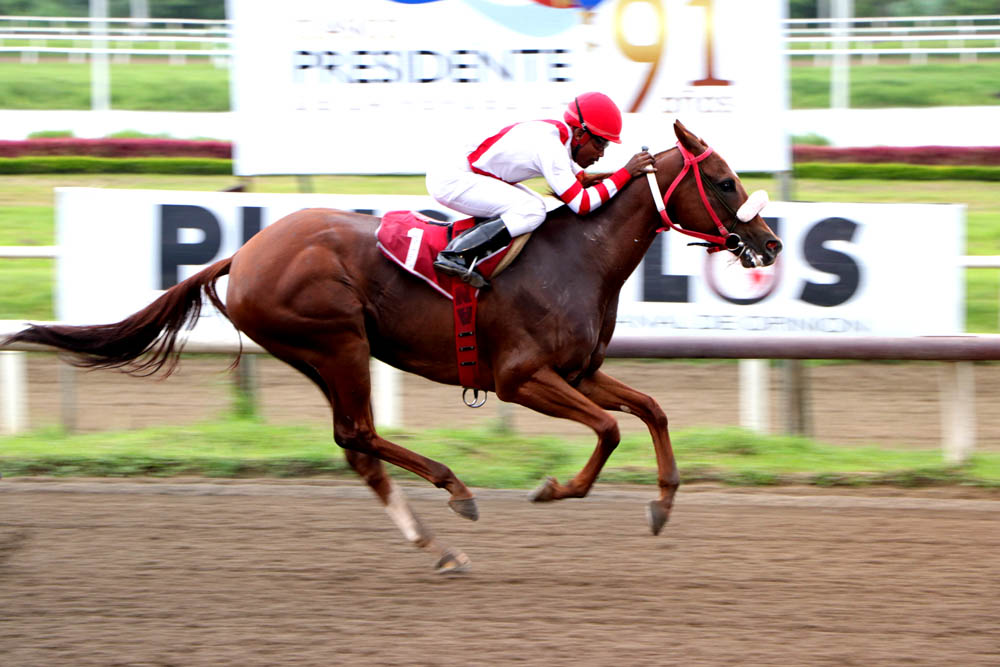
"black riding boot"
433,217,512,289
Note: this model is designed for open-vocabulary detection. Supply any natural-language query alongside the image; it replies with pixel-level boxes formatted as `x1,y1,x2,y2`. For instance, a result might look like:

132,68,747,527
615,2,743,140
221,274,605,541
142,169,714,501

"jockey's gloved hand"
625,150,655,177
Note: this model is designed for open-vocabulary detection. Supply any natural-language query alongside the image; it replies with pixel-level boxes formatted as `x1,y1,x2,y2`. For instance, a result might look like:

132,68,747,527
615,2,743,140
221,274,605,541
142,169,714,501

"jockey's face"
571,128,608,168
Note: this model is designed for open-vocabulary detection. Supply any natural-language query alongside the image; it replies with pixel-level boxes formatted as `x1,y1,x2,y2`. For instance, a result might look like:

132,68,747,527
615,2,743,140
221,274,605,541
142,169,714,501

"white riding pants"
426,160,548,237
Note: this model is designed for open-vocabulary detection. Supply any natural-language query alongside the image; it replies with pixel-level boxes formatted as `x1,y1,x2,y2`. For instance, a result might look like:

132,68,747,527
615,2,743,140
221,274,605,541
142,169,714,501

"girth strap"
451,282,481,391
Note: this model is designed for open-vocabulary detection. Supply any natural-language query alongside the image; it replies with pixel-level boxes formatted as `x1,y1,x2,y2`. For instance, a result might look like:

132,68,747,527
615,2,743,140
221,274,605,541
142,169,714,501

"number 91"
614,0,729,112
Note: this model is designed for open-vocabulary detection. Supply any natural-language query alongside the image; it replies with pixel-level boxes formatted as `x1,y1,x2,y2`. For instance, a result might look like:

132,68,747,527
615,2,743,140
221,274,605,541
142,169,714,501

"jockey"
426,92,655,288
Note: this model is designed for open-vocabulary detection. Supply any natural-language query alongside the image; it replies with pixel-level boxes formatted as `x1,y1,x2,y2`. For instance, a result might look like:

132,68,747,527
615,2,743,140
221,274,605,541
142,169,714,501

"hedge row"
792,162,1000,181
2,156,1000,180
0,156,232,174
0,138,231,159
3,139,999,167
793,145,1000,166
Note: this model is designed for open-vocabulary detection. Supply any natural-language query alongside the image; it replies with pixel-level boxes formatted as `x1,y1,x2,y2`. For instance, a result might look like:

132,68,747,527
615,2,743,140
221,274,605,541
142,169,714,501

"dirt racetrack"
4,356,1000,664
1,479,998,666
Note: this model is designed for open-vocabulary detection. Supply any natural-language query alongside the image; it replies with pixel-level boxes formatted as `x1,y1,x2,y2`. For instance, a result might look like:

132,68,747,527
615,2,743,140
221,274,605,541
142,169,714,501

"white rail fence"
0,15,230,65
785,36,1000,64
783,13,1000,108
784,13,1000,63
785,14,1000,35
3,12,996,115
0,322,991,465
3,13,999,64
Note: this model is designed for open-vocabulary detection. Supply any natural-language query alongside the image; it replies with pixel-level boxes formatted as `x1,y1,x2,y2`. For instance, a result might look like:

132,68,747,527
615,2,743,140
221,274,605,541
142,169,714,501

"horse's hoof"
448,497,479,521
528,476,559,503
646,499,670,536
434,549,471,575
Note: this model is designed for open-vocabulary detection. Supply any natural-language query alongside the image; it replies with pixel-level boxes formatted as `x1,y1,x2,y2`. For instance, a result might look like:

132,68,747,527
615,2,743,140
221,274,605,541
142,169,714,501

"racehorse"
4,120,781,572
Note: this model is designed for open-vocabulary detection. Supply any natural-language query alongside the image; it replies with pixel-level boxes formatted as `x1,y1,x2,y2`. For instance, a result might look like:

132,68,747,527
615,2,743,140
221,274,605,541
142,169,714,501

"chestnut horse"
5,121,781,572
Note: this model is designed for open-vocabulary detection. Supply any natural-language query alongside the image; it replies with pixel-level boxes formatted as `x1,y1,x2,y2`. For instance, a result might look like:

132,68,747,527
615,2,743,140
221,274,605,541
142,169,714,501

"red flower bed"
793,145,1000,166
1,139,997,167
0,138,231,159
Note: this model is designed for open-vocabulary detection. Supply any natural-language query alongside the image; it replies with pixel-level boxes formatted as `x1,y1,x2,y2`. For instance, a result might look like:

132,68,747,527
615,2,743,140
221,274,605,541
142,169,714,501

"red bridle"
646,142,740,253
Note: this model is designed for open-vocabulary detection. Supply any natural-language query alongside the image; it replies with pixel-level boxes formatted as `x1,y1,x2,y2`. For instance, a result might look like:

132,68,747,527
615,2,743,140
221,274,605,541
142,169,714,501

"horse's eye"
719,179,736,192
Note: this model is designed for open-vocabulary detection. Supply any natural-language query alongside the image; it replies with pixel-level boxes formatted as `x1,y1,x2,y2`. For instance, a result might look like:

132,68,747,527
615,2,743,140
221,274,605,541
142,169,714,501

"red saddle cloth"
376,210,517,390
375,210,514,299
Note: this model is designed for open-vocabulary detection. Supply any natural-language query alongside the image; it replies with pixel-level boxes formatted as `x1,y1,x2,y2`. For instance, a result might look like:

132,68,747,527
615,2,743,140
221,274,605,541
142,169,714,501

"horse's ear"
673,120,706,153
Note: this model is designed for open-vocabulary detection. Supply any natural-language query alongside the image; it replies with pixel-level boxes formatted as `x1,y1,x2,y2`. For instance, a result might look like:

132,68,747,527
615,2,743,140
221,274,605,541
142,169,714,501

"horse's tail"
3,257,234,377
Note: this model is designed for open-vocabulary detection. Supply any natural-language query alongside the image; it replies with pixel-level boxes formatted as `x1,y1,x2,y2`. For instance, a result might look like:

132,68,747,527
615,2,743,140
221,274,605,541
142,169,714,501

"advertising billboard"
227,0,789,175
55,189,964,338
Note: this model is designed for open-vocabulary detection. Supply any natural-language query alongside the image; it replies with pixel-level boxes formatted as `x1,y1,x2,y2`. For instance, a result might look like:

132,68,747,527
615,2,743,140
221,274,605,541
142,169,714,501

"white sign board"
56,188,964,339
227,0,789,175
619,201,966,337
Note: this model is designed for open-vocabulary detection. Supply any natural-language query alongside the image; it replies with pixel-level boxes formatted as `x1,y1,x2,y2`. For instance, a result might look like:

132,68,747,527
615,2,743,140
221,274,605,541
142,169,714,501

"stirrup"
434,256,489,288
461,257,488,288
459,270,489,289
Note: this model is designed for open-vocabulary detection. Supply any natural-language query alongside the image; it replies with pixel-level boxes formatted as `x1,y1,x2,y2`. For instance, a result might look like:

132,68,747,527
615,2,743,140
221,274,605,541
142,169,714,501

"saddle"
375,211,528,298
376,211,530,395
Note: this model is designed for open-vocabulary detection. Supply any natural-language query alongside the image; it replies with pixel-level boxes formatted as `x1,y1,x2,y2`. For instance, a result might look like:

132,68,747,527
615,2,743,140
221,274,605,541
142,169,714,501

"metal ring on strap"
463,388,488,408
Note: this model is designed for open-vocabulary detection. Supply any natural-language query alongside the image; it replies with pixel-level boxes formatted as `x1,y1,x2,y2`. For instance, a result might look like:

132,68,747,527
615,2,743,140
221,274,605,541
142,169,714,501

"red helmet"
563,92,623,144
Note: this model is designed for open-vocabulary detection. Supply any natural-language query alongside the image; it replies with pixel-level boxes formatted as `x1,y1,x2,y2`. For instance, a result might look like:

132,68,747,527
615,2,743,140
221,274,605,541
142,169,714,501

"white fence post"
739,359,769,434
830,0,852,109
89,0,111,112
1,350,27,434
371,359,401,429
939,361,975,465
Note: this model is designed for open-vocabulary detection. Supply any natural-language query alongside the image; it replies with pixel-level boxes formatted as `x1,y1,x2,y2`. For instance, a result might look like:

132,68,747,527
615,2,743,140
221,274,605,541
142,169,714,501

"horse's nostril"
765,239,782,255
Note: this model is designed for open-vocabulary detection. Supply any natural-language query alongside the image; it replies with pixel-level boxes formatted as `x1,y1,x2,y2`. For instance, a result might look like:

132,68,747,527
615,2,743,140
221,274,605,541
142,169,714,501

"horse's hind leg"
313,337,479,520
249,346,470,572
576,370,680,536
344,451,470,573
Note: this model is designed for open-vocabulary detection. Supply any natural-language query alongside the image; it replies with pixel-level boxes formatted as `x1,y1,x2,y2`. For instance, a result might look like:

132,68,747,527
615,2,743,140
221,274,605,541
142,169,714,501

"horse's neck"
585,159,675,288
523,150,678,301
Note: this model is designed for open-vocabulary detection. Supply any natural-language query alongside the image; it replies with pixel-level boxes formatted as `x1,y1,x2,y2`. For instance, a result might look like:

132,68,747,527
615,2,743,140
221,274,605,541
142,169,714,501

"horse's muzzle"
734,235,782,268
760,238,782,266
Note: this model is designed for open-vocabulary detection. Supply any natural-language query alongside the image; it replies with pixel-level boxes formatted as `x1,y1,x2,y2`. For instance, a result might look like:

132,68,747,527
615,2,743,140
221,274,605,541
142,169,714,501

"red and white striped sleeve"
555,168,632,215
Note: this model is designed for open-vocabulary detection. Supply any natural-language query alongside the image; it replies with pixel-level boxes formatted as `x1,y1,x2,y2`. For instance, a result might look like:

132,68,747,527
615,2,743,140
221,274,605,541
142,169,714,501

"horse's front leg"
575,370,680,535
499,367,621,501
344,450,470,573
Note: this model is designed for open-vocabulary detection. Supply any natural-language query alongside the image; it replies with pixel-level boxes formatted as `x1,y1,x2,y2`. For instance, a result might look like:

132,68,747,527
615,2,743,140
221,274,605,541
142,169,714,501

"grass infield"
2,422,998,488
